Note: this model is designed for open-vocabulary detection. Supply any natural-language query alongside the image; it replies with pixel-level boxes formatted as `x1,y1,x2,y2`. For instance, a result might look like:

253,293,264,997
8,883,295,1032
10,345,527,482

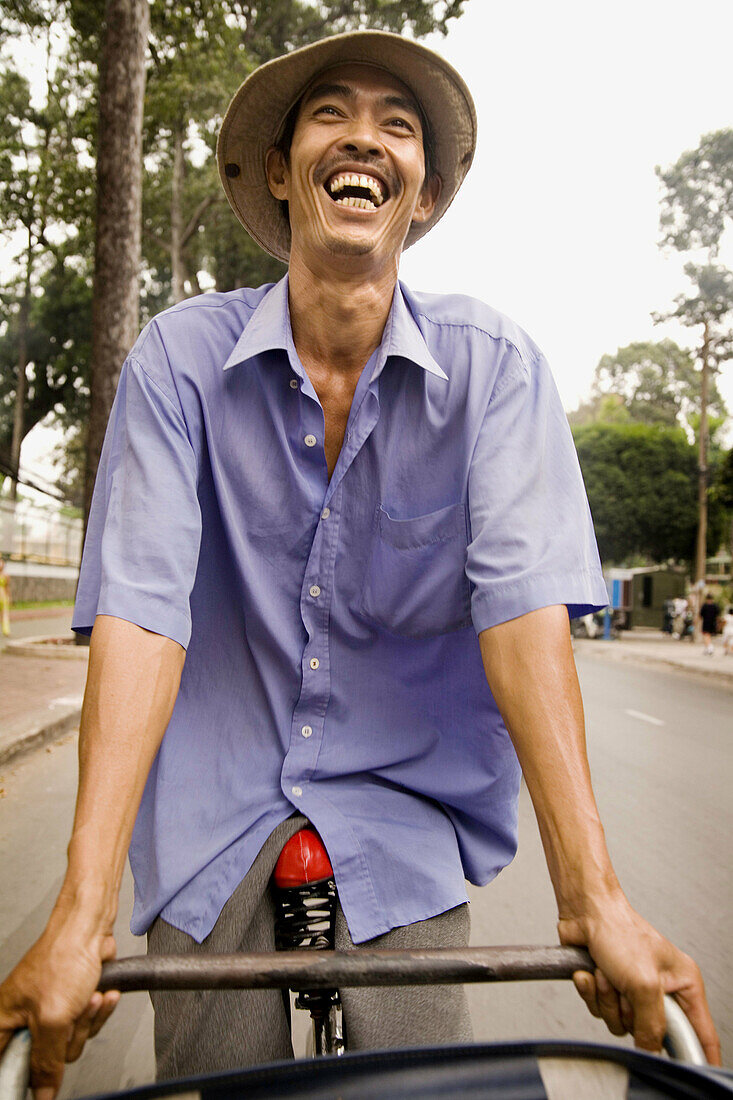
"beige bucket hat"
217,30,477,262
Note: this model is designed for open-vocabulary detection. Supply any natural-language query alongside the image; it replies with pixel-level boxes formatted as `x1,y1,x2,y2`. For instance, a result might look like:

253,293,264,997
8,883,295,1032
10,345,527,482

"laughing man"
0,31,720,1093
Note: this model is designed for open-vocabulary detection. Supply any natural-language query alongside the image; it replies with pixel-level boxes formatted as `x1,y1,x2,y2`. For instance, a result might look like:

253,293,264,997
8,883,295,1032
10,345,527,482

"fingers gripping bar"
0,946,707,1099
95,946,706,1064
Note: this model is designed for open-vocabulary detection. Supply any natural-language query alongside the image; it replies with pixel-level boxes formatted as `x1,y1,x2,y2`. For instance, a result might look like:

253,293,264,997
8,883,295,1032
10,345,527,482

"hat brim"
217,30,476,263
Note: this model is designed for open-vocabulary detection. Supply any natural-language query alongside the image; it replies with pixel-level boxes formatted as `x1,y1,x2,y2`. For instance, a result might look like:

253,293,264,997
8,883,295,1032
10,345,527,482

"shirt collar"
222,276,292,372
222,274,447,382
380,282,447,381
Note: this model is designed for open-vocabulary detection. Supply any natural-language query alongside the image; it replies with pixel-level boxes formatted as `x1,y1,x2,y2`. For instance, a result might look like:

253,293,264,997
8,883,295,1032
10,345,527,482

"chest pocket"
360,502,472,638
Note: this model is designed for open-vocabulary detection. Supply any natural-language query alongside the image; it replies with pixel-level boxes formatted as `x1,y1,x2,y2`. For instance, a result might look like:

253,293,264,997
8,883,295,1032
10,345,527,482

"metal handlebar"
99,944,599,990
0,945,708,1099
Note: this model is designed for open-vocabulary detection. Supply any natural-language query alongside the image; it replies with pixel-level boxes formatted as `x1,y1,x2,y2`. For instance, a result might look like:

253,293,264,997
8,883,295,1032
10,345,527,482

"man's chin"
326,236,377,257
319,223,382,258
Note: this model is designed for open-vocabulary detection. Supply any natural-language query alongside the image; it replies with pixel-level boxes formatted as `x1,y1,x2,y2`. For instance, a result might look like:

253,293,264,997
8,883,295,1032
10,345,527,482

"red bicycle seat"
273,828,334,888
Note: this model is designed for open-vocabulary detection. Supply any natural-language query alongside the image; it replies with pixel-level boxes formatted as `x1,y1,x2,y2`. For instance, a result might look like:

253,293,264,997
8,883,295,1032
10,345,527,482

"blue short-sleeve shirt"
73,276,608,944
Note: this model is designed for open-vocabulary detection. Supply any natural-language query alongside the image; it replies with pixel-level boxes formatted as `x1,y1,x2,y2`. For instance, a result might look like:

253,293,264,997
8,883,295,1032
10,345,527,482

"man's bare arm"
479,604,721,1065
0,615,185,1100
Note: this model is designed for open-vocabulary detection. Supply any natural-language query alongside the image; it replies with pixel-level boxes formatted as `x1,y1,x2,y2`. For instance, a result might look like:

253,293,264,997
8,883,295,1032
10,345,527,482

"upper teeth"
328,173,384,205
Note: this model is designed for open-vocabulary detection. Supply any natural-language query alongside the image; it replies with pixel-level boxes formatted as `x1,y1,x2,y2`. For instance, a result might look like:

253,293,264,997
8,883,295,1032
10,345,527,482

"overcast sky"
399,0,732,411
12,0,733,485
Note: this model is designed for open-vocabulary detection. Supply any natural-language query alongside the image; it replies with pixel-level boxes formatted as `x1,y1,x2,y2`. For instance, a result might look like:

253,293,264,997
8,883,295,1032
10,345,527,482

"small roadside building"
605,565,688,629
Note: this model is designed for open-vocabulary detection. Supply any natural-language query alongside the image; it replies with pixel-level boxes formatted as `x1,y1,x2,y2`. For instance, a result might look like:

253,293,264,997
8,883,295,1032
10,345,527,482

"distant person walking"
672,595,688,638
0,559,10,637
699,593,720,656
722,606,733,657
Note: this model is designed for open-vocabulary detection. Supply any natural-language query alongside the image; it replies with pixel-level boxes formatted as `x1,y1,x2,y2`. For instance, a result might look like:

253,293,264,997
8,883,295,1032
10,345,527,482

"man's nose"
340,120,383,158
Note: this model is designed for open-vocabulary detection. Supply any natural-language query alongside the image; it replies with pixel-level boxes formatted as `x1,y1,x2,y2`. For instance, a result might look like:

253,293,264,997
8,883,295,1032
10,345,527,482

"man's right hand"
0,912,120,1100
0,617,186,1098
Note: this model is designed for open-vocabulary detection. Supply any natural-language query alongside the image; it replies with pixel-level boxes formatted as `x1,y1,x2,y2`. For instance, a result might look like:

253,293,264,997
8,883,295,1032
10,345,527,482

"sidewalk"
574,628,733,689
0,608,87,766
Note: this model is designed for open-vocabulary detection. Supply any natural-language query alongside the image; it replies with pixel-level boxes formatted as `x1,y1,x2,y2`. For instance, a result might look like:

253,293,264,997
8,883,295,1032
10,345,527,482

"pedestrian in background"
699,592,720,656
672,595,687,638
0,559,10,637
722,605,733,657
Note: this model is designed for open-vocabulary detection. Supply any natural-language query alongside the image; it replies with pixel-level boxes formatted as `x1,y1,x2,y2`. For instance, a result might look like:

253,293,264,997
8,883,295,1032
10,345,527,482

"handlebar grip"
0,1030,30,1100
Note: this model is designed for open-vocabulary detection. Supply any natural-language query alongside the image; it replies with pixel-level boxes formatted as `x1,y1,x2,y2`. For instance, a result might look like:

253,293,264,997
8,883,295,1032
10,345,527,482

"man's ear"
265,147,289,200
412,173,442,225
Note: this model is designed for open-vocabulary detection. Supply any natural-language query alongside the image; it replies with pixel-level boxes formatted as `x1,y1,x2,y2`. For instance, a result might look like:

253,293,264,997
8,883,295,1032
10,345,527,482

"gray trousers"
148,816,473,1080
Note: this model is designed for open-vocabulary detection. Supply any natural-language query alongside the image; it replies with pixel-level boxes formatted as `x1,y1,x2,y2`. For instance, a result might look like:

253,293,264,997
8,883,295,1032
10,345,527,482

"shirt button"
309,584,321,598
301,725,313,738
304,434,317,447
309,657,320,670
321,507,330,519
289,378,299,389
291,785,303,796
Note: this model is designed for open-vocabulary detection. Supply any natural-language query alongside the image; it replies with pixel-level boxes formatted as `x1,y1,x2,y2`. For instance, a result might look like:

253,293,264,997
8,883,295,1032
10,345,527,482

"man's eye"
387,118,414,131
315,105,340,117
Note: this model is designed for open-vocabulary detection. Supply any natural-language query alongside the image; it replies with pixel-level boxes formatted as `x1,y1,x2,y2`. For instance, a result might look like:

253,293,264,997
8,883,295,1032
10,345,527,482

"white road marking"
625,708,665,727
48,695,83,708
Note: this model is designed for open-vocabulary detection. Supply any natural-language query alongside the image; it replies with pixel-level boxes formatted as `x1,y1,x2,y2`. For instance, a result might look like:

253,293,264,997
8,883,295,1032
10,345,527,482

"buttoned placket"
281,364,381,810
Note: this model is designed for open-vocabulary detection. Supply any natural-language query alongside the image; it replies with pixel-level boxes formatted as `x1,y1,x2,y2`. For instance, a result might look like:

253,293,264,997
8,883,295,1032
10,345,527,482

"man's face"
266,62,441,267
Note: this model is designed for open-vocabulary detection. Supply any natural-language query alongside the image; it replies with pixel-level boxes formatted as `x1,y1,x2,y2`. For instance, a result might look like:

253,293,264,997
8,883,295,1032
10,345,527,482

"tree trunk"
9,231,33,503
84,0,149,527
694,322,710,586
171,123,186,303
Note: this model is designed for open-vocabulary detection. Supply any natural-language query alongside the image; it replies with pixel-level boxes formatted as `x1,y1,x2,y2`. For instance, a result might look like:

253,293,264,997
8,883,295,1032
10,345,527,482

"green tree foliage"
658,262,733,345
0,0,59,39
0,260,91,437
655,132,733,391
654,136,733,446
712,447,733,512
568,338,727,434
657,129,733,257
573,422,726,565
0,54,95,473
656,132,733,570
710,446,733,560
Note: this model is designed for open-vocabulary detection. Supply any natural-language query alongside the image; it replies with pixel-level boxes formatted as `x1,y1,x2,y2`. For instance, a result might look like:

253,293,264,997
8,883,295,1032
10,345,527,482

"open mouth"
325,172,387,211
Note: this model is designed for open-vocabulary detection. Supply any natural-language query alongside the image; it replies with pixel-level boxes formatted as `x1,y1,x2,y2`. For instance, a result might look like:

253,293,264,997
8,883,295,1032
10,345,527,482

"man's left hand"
559,896,721,1066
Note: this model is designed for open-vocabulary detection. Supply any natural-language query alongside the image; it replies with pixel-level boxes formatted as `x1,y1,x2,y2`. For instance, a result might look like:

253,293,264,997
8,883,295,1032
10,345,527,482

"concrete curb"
8,605,75,623
4,635,89,660
0,703,81,767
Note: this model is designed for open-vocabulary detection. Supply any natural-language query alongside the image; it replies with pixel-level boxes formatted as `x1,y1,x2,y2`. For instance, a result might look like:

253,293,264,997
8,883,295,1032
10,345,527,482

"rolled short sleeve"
72,353,202,649
467,351,608,633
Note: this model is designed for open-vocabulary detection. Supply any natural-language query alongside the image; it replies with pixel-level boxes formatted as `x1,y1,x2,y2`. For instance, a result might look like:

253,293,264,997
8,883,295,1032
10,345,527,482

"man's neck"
287,254,398,377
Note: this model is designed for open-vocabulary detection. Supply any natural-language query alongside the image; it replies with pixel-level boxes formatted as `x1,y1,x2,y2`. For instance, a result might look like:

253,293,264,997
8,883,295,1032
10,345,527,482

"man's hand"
559,895,721,1065
478,607,721,1068
0,912,119,1100
0,619,185,1098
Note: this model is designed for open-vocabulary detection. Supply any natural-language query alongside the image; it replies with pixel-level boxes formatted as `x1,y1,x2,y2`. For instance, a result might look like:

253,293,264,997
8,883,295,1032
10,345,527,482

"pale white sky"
11,0,733,488
399,0,733,410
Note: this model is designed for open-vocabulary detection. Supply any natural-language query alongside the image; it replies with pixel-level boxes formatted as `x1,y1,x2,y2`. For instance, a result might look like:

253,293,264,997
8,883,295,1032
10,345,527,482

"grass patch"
11,599,74,611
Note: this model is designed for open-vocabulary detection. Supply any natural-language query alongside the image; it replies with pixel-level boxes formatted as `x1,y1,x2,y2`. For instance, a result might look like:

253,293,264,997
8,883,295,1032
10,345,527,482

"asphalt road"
0,649,730,1098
